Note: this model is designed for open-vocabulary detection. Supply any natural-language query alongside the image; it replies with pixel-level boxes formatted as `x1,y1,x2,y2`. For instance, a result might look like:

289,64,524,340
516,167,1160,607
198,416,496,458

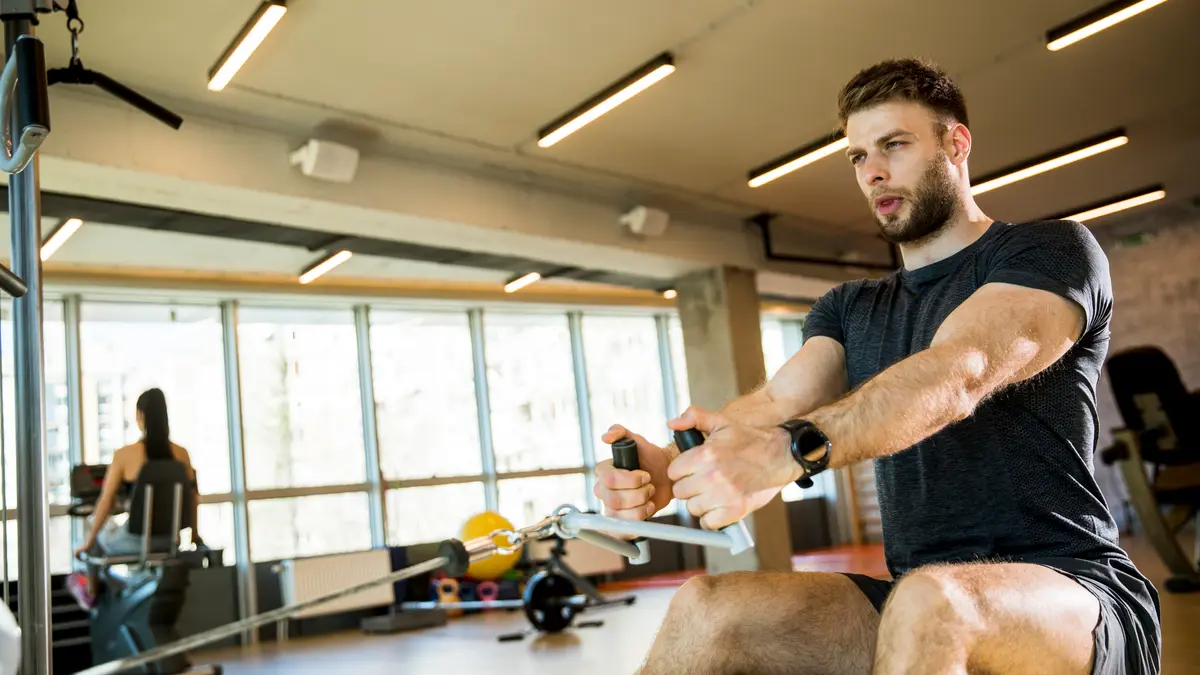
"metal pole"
353,305,385,548
566,312,599,512
220,300,258,644
467,309,498,512
6,15,50,675
64,295,84,553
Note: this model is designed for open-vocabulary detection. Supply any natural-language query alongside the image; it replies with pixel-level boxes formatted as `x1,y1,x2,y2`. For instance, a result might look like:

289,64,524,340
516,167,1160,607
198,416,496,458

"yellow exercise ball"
460,511,519,580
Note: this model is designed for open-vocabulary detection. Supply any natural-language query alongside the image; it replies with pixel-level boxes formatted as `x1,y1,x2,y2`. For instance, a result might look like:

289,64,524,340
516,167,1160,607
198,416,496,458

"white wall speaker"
289,139,360,183
619,206,670,237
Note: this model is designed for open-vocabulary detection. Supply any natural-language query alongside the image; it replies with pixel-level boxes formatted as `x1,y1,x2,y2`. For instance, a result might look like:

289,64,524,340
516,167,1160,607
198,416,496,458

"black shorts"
842,556,1161,675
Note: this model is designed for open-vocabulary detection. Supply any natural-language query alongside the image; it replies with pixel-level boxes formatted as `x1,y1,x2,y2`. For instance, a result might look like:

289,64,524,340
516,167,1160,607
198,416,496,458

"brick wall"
1093,213,1200,528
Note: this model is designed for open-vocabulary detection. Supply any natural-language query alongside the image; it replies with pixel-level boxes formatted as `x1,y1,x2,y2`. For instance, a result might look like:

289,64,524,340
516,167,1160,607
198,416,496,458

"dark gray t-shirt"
803,220,1143,573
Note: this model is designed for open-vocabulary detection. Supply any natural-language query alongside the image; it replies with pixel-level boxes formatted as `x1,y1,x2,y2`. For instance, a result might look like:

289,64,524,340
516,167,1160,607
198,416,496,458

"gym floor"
195,537,1199,674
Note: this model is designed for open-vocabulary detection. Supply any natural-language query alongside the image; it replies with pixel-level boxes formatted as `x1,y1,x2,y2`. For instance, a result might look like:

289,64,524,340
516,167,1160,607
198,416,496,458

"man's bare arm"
713,335,849,431
806,283,1085,469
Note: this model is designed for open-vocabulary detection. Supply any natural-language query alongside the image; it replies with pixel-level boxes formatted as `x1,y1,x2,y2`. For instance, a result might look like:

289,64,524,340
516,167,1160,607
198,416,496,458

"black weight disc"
522,571,578,633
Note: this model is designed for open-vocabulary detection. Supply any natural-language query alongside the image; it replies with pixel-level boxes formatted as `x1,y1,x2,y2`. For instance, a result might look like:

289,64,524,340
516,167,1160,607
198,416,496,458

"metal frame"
64,295,84,554
352,305,386,548
567,312,599,512
220,300,258,644
467,308,499,512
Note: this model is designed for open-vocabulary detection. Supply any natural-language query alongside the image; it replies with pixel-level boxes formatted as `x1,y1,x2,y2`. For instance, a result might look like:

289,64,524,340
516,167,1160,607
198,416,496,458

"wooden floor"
196,538,1199,674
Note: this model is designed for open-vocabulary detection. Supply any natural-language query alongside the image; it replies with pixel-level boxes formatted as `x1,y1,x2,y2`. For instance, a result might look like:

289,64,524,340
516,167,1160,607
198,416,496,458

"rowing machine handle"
610,437,652,565
672,429,754,555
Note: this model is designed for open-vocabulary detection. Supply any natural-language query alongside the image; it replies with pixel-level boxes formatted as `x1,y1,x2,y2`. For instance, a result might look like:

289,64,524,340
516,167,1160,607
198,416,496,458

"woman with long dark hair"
68,388,202,608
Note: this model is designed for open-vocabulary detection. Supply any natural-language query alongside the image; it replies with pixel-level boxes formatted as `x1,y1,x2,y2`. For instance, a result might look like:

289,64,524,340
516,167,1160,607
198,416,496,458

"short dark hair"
837,58,968,132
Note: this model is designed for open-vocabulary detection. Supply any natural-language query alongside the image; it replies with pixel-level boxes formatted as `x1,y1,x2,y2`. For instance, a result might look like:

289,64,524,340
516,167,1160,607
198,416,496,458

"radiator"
277,549,394,620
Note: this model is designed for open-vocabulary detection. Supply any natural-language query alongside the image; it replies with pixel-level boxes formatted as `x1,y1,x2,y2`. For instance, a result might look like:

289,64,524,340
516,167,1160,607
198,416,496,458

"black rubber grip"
674,429,705,451
437,538,470,577
612,438,639,471
15,35,49,133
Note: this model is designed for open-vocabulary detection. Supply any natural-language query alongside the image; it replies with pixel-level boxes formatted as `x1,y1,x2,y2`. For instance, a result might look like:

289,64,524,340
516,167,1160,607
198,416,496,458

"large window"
498,473,588,528
369,310,481,480
248,493,372,562
2,299,70,505
484,313,582,473
79,302,231,494
3,517,73,581
667,317,690,413
582,315,670,460
198,502,237,567
386,482,487,546
238,307,366,490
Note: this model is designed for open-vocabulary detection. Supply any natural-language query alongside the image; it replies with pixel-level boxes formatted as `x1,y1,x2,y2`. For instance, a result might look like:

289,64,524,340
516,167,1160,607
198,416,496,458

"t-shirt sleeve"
802,284,848,345
983,220,1112,337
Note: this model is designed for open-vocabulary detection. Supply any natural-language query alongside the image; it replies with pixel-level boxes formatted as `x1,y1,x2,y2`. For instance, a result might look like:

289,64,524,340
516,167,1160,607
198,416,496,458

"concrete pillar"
675,266,793,574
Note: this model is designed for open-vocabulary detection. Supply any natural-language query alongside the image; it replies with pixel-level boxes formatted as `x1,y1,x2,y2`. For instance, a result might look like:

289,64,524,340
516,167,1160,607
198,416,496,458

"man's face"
845,101,960,244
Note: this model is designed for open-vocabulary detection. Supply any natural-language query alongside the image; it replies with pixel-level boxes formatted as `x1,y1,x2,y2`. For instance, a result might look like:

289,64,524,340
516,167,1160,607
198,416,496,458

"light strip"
504,272,542,293
40,217,83,261
298,250,352,284
537,53,675,148
1066,189,1165,223
1047,0,1168,51
207,1,288,92
749,137,849,188
971,133,1128,196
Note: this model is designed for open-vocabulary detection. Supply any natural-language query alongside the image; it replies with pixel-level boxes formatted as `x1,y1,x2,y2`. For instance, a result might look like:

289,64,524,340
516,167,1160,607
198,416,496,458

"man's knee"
882,565,985,633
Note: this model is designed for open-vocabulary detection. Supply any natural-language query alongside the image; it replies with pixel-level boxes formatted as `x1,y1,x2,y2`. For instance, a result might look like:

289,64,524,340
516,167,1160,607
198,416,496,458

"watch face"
797,427,829,463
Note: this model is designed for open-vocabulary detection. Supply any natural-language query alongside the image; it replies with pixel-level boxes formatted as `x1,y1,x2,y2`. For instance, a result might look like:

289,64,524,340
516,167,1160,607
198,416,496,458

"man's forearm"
806,343,982,469
718,386,800,431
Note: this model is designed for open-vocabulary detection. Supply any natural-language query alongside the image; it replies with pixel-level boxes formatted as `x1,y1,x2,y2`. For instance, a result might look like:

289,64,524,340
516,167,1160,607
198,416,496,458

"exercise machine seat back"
1106,346,1200,466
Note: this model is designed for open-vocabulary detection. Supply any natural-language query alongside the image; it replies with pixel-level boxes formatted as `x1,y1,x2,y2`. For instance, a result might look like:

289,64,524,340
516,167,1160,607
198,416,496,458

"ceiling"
34,0,1200,246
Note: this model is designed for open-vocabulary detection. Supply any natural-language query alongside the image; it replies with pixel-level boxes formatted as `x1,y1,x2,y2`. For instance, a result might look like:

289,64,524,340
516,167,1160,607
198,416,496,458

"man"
595,58,1161,675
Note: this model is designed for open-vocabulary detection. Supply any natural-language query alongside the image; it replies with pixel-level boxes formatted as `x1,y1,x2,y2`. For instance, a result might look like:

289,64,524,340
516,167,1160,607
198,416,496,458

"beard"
873,154,959,245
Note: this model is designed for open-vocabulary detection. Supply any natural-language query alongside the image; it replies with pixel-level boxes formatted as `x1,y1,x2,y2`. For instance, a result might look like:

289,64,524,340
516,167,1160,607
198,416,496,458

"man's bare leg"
637,571,881,675
874,562,1100,675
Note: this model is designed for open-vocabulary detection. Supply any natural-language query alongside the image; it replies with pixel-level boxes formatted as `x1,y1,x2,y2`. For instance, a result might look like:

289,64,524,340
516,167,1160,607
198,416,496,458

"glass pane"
238,307,365,490
667,317,690,414
484,313,582,472
761,318,787,380
582,315,670,461
79,302,232,494
370,311,481,480
248,492,372,562
3,516,73,580
497,473,587,528
2,299,70,505
198,502,236,567
385,483,487,546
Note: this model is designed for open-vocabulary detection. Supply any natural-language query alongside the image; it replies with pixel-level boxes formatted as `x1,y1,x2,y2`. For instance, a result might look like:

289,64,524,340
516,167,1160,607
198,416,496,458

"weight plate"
522,571,577,633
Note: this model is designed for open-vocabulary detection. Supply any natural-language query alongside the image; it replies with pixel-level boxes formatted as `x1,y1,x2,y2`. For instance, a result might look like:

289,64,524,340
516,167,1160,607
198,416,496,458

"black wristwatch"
778,419,832,488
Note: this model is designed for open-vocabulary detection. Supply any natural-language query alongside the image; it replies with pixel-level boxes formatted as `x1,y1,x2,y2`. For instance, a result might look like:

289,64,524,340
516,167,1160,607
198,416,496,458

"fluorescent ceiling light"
299,250,352,284
208,1,288,92
537,53,675,148
40,217,83,261
748,135,849,188
971,130,1128,196
504,272,542,293
1047,0,1168,51
1061,187,1165,223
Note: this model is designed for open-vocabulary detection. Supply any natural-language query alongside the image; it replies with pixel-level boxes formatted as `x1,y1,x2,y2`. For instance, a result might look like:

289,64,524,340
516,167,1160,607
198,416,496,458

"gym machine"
73,429,757,675
68,464,224,674
1100,345,1200,593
